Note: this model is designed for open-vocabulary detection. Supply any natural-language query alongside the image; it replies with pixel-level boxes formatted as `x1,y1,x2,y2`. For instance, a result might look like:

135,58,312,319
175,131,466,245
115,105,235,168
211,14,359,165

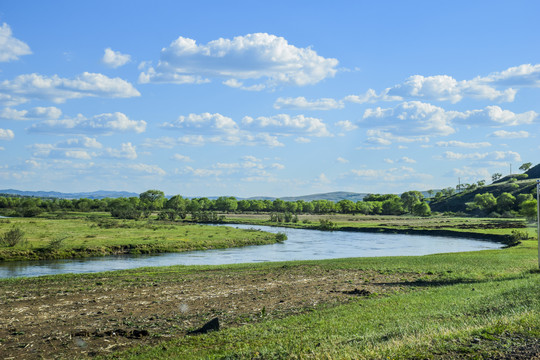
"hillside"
430,164,539,213
0,189,139,199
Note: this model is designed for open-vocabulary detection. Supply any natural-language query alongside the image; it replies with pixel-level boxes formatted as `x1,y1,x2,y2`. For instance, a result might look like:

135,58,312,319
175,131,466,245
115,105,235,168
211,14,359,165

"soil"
0,265,537,359
0,266,418,359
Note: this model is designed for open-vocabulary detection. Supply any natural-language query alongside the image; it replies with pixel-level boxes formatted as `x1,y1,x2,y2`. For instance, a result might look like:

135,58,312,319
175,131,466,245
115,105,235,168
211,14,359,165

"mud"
0,266,418,359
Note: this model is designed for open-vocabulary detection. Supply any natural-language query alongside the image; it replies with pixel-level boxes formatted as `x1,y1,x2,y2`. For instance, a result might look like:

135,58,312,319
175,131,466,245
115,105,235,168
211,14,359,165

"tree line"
0,189,432,219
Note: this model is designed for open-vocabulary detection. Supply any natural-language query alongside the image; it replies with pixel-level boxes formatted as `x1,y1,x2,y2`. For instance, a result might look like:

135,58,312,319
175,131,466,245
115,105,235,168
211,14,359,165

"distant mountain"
278,191,369,202
0,189,139,199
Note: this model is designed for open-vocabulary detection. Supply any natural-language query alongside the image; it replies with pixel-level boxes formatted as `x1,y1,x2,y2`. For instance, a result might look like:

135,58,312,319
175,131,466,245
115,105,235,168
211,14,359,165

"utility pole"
537,179,539,269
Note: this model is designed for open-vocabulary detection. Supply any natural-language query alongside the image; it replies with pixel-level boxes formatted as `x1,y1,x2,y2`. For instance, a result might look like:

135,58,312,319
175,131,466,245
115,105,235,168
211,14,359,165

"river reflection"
0,224,503,278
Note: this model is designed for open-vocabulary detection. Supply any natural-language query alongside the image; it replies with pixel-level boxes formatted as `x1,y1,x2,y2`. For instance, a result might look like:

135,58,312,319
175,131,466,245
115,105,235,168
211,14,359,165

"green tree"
496,192,516,212
412,201,431,217
139,190,165,210
473,193,497,212
381,198,404,215
520,199,537,220
519,162,532,172
492,173,502,182
400,191,424,213
337,199,355,214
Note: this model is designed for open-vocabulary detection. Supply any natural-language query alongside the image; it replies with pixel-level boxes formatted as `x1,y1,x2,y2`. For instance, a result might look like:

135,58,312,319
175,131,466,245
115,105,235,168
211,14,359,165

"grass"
103,238,539,359
0,214,282,261
0,212,538,358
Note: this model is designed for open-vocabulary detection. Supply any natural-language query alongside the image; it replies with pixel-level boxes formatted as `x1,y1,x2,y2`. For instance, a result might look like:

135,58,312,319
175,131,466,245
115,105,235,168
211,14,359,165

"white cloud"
351,166,419,182
478,63,540,87
242,114,331,137
317,173,331,184
384,157,416,164
184,166,222,177
271,163,285,170
0,22,31,62
442,150,521,162
436,140,491,148
344,89,401,104
295,136,311,143
335,120,358,132
362,101,456,139
105,142,137,160
336,157,349,164
0,106,62,120
450,166,491,180
102,48,131,68
456,106,537,126
139,33,338,89
30,137,102,159
489,130,529,138
0,128,14,140
274,96,344,110
0,72,140,105
126,163,166,176
28,112,146,135
161,113,238,134
172,153,192,162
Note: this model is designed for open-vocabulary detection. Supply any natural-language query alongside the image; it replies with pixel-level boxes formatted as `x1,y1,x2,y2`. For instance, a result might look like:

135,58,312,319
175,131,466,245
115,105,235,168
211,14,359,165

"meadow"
0,213,538,359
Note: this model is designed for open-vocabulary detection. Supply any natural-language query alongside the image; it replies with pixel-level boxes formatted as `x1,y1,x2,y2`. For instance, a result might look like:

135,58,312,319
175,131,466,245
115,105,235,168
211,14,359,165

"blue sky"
0,0,539,197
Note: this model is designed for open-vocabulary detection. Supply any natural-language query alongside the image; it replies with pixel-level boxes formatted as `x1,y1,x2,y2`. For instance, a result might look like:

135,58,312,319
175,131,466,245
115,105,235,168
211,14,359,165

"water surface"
0,224,503,278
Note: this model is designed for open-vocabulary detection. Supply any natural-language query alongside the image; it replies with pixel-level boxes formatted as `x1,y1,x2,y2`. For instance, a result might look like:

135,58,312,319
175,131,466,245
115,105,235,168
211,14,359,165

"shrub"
318,219,336,230
275,232,287,242
1,227,26,247
47,236,66,250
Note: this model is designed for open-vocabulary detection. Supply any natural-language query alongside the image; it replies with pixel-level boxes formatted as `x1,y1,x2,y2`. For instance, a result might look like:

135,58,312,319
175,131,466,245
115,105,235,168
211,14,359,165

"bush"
47,236,66,250
275,232,287,242
1,227,26,247
318,219,336,230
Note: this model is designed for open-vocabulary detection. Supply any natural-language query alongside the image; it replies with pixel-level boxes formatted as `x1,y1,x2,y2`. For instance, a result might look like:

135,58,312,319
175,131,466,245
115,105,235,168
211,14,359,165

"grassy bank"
0,215,282,261
0,234,537,359
111,238,539,359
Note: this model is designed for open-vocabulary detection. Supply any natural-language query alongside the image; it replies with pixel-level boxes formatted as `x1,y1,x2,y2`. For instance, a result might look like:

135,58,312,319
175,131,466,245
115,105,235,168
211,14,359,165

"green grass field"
0,214,282,261
108,238,539,359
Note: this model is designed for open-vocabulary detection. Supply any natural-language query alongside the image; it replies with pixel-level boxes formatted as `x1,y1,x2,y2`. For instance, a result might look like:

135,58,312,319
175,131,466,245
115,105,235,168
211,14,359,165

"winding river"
0,224,503,279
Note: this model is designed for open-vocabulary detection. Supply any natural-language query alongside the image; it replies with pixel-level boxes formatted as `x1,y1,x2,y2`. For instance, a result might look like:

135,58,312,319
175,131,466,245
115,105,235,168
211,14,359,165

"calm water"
0,224,503,278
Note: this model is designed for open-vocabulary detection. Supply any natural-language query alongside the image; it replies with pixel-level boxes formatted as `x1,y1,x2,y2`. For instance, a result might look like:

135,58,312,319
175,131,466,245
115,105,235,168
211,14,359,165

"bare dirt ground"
0,266,418,359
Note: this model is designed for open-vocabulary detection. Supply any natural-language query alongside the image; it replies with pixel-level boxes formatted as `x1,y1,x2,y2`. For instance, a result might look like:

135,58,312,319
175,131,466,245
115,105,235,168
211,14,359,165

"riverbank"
0,213,526,262
0,236,538,359
0,215,283,261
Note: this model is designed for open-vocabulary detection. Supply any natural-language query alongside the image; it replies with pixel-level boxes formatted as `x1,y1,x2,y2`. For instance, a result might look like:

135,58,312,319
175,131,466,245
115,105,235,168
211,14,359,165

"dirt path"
0,265,417,359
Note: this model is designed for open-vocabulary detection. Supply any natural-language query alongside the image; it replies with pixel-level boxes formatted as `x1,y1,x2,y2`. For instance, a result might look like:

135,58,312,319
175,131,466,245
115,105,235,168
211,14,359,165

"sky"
0,0,539,198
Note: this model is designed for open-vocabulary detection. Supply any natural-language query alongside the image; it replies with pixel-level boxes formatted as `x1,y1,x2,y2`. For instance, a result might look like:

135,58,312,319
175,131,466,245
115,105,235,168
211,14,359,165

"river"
0,224,503,278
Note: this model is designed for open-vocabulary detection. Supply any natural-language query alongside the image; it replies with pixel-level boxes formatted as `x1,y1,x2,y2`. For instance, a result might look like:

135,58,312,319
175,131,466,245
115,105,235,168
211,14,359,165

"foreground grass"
103,237,540,359
0,215,281,261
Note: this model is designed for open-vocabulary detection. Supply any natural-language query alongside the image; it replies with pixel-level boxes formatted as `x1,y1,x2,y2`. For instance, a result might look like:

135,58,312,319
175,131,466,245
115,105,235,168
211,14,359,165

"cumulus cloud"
456,106,537,126
28,112,146,135
436,140,491,148
489,130,529,138
0,72,140,105
0,106,62,120
139,33,338,90
30,137,103,160
336,157,349,164
274,96,344,110
0,22,31,62
161,113,238,134
335,120,358,132
442,150,521,162
105,142,137,160
102,48,131,68
126,163,166,176
172,153,192,162
361,101,535,144
349,64,540,105
0,128,14,140
362,101,456,140
242,114,331,137
295,136,311,143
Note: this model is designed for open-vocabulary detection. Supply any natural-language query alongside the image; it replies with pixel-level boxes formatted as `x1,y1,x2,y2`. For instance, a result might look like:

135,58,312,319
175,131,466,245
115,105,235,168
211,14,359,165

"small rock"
187,317,220,335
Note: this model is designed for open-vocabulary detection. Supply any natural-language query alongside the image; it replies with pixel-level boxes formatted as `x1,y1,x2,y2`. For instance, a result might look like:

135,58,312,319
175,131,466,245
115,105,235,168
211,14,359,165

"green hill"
430,164,539,214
